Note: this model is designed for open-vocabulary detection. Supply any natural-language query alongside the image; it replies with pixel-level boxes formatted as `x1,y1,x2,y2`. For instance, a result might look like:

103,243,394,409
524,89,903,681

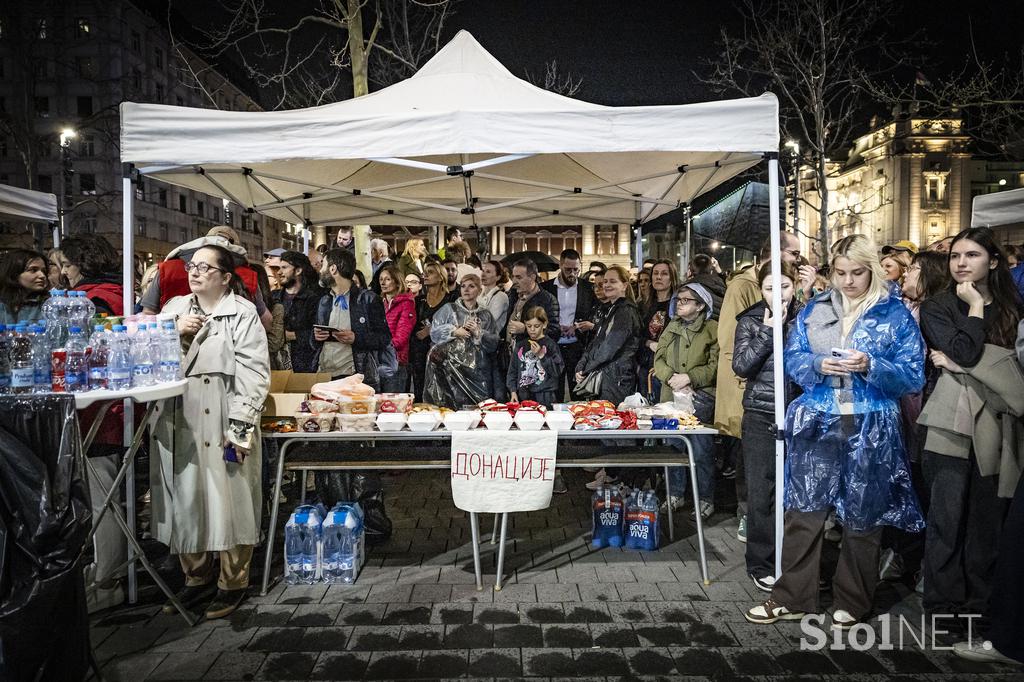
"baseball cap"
881,240,918,255
263,248,286,258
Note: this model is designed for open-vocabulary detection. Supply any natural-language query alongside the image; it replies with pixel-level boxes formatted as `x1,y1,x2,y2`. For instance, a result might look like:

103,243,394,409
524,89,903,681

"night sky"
168,0,1024,108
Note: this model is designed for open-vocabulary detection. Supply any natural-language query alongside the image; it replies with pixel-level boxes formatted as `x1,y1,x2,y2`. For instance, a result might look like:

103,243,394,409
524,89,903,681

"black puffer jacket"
576,298,641,405
731,298,803,413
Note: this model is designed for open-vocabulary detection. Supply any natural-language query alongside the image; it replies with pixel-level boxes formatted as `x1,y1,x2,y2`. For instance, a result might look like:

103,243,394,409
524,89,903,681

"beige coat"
151,293,270,554
713,266,761,438
918,344,1024,498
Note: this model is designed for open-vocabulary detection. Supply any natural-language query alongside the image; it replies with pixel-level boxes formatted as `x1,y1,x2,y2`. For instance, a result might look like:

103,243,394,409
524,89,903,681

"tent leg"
767,155,786,579
121,163,138,603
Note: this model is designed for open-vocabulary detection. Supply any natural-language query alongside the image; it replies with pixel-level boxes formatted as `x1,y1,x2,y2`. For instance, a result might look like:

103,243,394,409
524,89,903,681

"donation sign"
450,430,558,513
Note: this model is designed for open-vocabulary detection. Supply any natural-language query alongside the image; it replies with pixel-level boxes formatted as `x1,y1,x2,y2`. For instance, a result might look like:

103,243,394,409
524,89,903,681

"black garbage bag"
0,394,92,682
313,471,393,545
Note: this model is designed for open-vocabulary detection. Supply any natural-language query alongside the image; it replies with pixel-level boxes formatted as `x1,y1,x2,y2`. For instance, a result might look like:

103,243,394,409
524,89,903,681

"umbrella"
501,251,559,272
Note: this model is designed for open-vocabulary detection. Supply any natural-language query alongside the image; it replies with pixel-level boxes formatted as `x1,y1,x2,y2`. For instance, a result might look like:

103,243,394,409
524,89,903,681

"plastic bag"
423,338,492,409
618,393,649,409
313,472,392,544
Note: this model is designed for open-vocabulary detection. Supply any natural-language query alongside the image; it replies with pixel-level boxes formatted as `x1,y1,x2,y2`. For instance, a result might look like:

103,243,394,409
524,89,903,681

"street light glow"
784,140,800,155
710,241,720,251
60,128,77,146
999,178,1007,186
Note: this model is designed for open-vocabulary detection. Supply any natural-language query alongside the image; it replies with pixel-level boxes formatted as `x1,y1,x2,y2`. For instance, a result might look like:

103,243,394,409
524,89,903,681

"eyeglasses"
184,262,226,275
676,296,700,305
785,249,802,258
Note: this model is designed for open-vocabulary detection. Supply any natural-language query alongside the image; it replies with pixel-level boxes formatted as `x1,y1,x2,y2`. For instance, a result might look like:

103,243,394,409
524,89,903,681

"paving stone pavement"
90,469,1023,680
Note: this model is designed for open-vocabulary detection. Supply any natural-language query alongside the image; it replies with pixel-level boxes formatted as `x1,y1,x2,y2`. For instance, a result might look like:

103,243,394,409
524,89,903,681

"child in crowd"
507,307,564,407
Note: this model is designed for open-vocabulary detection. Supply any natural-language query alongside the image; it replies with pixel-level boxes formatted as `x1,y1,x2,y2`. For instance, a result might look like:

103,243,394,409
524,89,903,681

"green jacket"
653,315,719,403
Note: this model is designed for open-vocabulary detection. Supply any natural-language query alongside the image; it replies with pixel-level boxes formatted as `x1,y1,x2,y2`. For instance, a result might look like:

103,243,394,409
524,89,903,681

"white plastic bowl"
482,411,513,431
376,412,408,432
443,410,481,431
514,411,547,431
545,411,575,432
406,411,441,432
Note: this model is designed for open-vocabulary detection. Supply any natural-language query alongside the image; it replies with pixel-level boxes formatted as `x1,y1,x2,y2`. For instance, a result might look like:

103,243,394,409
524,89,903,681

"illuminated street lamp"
58,128,77,244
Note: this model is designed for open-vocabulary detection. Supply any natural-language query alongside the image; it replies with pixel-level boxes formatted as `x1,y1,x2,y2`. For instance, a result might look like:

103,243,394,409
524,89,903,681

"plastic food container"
443,410,481,431
336,413,377,432
514,411,546,431
336,397,378,415
545,411,575,432
376,412,407,432
407,411,442,432
295,412,336,433
376,393,414,414
482,411,514,431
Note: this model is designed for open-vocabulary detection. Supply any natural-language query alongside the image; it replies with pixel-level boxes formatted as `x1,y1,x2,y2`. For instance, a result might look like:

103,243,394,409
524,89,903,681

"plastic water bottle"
107,325,133,390
131,323,155,387
30,325,51,392
321,504,363,584
43,290,67,349
79,291,96,329
65,327,89,393
284,505,322,585
0,325,10,395
8,324,33,395
88,325,110,390
67,291,85,337
155,320,182,382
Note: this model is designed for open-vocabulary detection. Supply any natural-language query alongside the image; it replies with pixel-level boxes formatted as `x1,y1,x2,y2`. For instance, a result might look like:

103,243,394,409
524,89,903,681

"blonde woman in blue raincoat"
745,235,925,629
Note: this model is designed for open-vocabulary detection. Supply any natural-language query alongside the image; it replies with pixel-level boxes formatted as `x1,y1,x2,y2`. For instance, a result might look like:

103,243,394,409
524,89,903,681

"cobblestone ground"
90,468,1023,681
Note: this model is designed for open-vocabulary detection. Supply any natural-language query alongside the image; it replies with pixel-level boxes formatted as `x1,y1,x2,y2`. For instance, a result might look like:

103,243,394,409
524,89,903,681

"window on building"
77,96,93,117
136,216,147,236
196,200,204,217
135,180,144,201
76,56,95,78
154,47,164,69
38,175,53,193
155,83,164,101
79,173,96,194
158,222,168,241
926,176,945,202
596,226,618,256
179,195,187,213
76,17,90,38
82,217,97,233
0,139,6,158
211,205,220,222
158,188,167,207
34,96,49,116
37,19,47,40
0,96,5,113
80,134,95,157
130,30,141,53
132,69,142,90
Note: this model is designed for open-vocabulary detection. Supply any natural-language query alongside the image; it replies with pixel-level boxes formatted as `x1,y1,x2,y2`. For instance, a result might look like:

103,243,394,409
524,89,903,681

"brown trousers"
179,545,254,591
771,509,883,619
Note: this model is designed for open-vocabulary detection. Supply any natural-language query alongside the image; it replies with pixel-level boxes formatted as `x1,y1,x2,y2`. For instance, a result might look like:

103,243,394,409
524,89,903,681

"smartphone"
830,348,852,359
313,324,340,334
223,444,240,463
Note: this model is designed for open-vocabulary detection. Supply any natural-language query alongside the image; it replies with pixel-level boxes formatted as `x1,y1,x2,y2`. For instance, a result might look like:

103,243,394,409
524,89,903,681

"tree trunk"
348,0,369,98
816,155,830,262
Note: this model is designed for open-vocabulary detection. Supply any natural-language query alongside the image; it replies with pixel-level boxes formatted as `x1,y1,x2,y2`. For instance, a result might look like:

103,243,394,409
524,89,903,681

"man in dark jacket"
274,251,323,373
541,248,596,398
502,258,560,345
315,248,392,389
685,254,727,322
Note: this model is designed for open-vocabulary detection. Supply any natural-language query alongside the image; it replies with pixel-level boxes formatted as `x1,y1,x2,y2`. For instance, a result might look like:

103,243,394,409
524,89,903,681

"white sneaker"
660,495,684,512
953,640,1021,665
690,500,715,521
87,582,125,614
585,469,618,491
831,608,859,629
744,598,805,624
752,574,776,593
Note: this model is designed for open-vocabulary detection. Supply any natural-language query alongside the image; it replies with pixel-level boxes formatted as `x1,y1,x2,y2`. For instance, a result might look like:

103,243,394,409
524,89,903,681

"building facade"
795,108,1024,250
0,0,293,263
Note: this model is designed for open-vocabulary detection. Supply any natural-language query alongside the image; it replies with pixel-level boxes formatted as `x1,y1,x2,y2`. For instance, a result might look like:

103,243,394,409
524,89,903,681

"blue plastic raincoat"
783,289,926,532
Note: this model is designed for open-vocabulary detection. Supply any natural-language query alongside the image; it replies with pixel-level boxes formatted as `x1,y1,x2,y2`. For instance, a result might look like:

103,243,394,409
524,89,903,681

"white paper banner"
450,429,558,513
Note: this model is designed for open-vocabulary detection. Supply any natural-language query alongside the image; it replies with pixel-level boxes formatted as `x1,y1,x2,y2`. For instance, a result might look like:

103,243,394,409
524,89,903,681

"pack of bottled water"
624,489,660,551
284,503,365,585
591,485,625,549
0,289,183,395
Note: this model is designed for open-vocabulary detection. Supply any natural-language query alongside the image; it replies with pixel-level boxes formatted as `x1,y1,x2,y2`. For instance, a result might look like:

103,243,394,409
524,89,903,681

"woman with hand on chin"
918,227,1023,641
745,235,925,630
152,244,270,620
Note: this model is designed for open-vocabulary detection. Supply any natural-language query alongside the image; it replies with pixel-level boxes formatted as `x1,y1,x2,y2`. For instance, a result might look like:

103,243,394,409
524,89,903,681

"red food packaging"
51,349,67,392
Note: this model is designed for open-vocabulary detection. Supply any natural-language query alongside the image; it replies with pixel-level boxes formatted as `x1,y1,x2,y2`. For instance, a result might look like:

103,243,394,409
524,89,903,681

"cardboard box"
264,370,333,416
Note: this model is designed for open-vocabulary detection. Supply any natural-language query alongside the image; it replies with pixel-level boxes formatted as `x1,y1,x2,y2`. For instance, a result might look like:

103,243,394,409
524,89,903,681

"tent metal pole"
767,154,785,580
303,199,311,255
634,198,643,268
121,162,138,603
682,204,692,276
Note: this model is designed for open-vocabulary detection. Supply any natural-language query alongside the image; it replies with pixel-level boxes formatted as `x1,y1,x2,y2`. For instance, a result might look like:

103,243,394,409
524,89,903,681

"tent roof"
121,30,778,228
0,183,58,223
971,187,1024,228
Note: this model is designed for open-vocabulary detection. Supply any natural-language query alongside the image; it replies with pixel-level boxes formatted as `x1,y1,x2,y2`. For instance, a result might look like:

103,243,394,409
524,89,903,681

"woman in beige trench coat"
151,244,270,619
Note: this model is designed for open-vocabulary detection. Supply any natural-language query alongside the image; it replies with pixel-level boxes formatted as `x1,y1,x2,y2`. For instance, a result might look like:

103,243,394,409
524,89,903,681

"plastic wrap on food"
304,399,339,414
311,374,375,401
424,338,492,409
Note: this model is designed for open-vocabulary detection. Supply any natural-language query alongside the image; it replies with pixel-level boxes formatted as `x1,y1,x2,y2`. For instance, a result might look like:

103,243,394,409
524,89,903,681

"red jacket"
384,292,416,365
77,282,124,317
158,259,259,308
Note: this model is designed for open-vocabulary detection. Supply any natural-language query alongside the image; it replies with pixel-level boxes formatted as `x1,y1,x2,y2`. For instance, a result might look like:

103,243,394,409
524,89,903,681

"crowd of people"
1,222,1022,662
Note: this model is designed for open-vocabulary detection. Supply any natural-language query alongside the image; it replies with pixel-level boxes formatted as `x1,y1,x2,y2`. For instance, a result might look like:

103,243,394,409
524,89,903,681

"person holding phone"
745,234,925,629
151,244,270,619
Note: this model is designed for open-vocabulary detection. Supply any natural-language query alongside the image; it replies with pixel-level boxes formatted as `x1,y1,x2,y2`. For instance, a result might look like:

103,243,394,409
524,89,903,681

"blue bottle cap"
69,326,81,334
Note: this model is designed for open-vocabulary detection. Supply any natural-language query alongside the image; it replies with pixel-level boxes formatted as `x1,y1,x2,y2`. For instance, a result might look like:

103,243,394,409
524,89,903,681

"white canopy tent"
0,183,59,223
119,30,790,579
971,186,1024,229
